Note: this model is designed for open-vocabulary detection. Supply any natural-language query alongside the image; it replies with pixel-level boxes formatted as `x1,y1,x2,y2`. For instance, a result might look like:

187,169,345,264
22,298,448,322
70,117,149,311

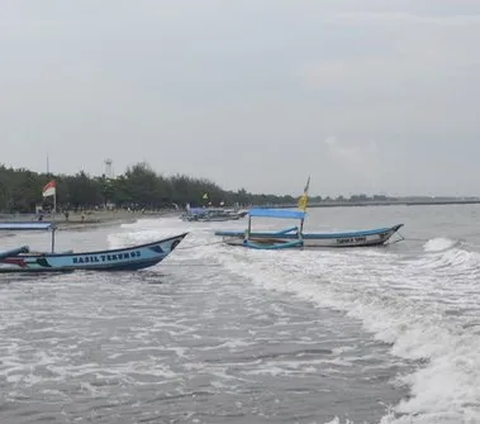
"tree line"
0,162,308,213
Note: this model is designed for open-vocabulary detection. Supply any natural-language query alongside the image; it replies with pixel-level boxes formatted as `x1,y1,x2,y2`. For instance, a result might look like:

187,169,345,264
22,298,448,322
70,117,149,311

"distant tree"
0,162,308,212
349,194,370,202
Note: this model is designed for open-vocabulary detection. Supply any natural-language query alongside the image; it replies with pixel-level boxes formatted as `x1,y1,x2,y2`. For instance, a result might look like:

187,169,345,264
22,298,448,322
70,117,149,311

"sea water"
1,204,480,423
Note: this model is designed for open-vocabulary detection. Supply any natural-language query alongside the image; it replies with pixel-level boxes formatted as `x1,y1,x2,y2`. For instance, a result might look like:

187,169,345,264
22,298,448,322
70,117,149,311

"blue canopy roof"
248,208,306,220
0,221,54,231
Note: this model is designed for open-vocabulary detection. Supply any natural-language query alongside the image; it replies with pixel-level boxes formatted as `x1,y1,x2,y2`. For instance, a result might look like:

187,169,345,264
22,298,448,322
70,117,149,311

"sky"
1,0,480,197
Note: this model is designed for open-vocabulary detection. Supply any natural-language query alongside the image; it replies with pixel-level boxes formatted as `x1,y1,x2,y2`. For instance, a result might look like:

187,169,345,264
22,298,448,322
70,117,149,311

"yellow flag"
298,193,308,211
297,176,310,211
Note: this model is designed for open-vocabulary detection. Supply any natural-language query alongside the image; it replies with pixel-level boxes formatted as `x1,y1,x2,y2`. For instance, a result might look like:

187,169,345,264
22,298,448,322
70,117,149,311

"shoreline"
0,210,180,231
256,199,480,209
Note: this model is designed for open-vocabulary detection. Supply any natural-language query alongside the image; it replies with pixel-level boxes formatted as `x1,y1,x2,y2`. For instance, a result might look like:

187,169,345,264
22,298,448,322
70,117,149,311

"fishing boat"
181,207,247,222
0,221,188,273
0,245,30,260
214,208,404,250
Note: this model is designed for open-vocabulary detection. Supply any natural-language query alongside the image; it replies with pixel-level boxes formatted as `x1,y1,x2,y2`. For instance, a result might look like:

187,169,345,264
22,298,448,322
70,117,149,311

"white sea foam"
423,237,459,253
140,217,480,424
257,246,480,424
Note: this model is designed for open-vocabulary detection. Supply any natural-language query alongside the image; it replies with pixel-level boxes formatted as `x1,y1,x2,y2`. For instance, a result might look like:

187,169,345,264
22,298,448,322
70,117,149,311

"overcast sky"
1,1,480,196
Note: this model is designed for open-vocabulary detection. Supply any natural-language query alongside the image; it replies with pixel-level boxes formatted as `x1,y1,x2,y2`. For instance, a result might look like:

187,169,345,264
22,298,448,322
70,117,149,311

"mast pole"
51,188,56,253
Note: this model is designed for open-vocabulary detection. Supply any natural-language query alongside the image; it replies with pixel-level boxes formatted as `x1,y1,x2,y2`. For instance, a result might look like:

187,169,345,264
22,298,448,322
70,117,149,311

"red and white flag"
42,181,56,198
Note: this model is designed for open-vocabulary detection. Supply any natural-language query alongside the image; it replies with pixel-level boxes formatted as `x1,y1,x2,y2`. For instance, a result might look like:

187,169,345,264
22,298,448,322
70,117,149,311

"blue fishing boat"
180,207,247,222
0,221,188,273
0,245,30,260
214,208,404,250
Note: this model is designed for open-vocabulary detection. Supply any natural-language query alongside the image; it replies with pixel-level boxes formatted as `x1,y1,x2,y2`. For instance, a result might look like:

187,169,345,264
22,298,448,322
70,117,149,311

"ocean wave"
91,217,480,423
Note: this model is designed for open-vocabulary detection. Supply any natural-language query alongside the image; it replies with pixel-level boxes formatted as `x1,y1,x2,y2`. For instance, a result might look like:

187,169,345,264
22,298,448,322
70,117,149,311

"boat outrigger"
0,245,30,261
0,221,188,273
214,208,404,250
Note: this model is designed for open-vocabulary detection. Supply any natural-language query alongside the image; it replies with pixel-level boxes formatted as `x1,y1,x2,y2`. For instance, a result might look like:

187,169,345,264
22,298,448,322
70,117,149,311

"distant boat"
181,207,247,222
0,221,188,273
214,208,404,250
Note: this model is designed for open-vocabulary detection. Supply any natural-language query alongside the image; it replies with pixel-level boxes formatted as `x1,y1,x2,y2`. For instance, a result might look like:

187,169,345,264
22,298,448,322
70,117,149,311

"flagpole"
42,180,57,253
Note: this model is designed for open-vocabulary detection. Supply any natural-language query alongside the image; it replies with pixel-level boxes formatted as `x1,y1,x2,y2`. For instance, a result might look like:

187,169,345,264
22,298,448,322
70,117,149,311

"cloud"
322,137,381,192
325,137,359,161
323,11,480,25
294,5,480,161
296,11,480,95
324,136,337,146
1,1,480,195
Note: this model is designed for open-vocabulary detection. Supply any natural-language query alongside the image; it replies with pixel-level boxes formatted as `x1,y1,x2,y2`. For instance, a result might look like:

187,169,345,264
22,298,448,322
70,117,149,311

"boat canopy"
0,222,54,231
248,209,306,220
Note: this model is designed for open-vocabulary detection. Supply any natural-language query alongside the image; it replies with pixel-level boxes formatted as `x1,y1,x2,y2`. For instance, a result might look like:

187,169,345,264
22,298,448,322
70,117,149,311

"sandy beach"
0,209,179,231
